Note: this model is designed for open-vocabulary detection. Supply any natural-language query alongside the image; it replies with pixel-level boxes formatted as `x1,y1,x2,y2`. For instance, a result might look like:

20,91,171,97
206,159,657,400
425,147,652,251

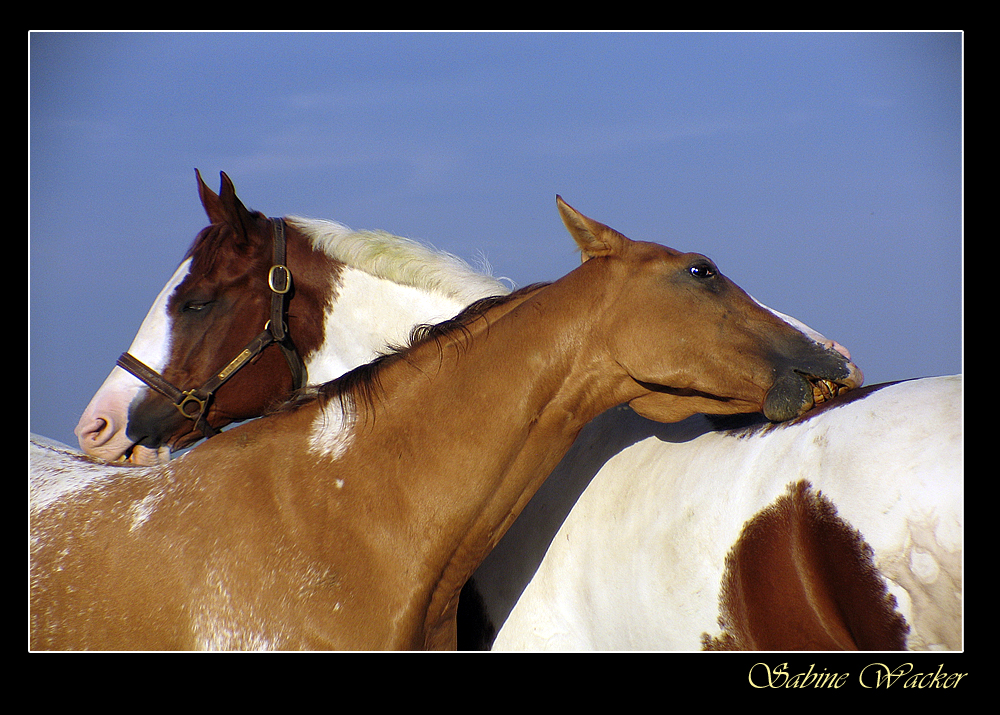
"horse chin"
762,370,862,422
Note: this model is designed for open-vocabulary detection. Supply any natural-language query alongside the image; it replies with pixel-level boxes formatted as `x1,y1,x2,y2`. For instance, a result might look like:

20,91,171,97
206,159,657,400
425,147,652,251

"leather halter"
116,218,308,440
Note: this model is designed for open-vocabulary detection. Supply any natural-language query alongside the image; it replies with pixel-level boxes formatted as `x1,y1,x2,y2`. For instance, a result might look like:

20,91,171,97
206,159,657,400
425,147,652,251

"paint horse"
65,173,957,649
75,170,507,466
483,374,962,651
30,196,861,650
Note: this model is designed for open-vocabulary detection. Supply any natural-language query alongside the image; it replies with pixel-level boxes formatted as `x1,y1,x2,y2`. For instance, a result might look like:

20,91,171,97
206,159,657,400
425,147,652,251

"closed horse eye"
181,300,213,313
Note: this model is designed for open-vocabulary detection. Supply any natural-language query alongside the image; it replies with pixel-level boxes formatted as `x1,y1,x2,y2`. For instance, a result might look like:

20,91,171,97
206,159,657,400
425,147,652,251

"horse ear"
556,195,628,262
219,172,261,242
196,168,226,225
197,170,258,239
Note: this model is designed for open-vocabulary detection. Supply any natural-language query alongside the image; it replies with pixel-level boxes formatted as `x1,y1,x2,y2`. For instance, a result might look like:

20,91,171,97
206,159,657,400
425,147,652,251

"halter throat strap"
116,217,308,440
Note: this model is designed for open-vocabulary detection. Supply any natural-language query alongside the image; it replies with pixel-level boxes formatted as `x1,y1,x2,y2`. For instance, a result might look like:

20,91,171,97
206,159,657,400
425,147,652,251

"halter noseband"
116,218,308,440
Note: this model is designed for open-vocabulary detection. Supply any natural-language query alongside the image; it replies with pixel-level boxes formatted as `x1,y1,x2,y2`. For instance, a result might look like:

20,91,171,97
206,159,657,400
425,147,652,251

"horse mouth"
120,443,172,466
763,362,863,423
808,376,849,406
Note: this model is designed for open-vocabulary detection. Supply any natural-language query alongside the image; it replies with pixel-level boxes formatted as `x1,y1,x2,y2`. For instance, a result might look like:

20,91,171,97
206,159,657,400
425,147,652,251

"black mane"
272,283,551,417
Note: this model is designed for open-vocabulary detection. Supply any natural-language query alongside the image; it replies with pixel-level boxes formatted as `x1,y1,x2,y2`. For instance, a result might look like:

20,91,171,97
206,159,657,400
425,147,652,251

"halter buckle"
175,390,208,420
268,264,292,294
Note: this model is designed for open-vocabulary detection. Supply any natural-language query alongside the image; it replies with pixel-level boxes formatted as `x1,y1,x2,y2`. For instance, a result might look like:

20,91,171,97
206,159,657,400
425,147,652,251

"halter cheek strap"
116,218,307,440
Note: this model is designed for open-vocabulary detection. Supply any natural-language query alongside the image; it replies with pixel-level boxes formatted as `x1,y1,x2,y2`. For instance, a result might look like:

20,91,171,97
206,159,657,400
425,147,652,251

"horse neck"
311,275,636,645
303,266,479,384
288,217,508,384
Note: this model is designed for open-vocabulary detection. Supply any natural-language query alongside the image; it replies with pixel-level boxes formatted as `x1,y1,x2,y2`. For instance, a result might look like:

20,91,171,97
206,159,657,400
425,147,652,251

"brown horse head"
555,196,862,423
120,173,314,453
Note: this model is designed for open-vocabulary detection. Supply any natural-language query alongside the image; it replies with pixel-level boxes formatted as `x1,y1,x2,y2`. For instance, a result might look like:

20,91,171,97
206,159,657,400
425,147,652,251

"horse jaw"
628,388,762,425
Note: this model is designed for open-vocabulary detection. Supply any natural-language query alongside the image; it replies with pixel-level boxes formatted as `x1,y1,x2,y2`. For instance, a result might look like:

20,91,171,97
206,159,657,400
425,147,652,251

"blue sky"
29,31,962,448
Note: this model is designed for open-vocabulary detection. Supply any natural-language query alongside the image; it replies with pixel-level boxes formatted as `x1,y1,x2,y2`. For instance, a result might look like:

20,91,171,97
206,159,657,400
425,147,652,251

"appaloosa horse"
75,170,507,465
30,196,861,650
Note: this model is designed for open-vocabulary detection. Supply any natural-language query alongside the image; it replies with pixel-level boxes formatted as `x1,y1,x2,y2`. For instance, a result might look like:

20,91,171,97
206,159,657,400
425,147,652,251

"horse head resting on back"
75,170,508,465
32,196,862,650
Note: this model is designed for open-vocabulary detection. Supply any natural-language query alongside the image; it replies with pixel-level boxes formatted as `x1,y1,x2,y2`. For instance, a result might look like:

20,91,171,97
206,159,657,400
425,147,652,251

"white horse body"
486,375,962,651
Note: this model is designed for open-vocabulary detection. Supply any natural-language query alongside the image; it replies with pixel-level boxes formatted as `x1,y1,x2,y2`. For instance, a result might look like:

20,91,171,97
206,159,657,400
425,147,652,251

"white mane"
288,216,511,305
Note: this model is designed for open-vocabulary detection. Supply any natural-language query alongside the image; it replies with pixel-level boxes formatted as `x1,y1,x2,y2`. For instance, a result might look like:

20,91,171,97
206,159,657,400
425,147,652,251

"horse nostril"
77,416,111,447
825,339,851,361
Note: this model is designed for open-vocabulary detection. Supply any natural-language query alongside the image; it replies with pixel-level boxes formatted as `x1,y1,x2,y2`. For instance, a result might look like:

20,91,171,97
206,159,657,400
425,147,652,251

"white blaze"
74,259,192,462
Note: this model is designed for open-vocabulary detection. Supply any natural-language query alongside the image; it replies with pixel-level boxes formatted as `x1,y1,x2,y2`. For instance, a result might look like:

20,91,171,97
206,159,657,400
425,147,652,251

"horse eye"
181,300,212,313
689,261,717,280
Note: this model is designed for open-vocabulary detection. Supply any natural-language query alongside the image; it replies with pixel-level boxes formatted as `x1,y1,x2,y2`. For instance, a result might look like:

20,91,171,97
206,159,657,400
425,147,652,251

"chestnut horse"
31,197,862,650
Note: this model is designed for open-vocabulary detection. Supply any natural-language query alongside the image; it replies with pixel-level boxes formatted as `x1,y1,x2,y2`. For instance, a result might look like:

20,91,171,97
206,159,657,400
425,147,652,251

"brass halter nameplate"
218,348,254,381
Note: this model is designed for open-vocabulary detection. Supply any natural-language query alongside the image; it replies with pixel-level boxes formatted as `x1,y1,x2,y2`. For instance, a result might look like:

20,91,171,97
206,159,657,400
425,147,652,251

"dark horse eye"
689,261,718,280
181,300,212,313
